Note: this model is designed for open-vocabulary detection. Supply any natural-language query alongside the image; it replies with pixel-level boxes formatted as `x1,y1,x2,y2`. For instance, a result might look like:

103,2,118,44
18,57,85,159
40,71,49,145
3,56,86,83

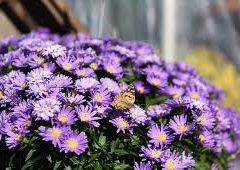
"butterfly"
110,84,135,110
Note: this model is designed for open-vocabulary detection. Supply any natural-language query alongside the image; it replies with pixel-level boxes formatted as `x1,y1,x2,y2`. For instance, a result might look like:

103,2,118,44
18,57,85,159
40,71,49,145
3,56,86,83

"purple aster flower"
161,149,184,170
109,116,136,134
56,55,78,72
193,112,215,129
5,130,25,149
169,114,194,139
27,68,52,84
215,109,231,131
60,130,88,155
103,60,123,77
28,53,45,68
38,125,69,147
147,124,174,147
127,105,149,124
41,44,66,58
219,133,237,153
75,77,99,92
55,106,76,125
5,70,27,90
109,45,136,58
181,151,195,169
15,113,32,128
75,67,95,77
134,81,149,94
197,130,215,148
100,78,121,94
58,92,85,105
75,48,97,64
94,104,111,118
147,104,171,118
75,105,100,127
27,83,49,98
91,88,111,105
165,86,184,99
42,62,56,72
33,98,61,120
12,50,28,67
143,65,164,76
133,162,152,170
50,74,73,88
140,145,163,162
147,74,168,89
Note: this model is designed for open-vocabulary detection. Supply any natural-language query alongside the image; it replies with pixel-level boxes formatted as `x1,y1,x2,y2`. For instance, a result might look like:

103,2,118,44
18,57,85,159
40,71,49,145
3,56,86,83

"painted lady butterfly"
110,84,135,110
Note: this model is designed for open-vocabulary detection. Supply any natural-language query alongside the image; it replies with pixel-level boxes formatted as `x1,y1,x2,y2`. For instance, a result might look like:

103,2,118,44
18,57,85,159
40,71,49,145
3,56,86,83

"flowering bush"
0,29,240,170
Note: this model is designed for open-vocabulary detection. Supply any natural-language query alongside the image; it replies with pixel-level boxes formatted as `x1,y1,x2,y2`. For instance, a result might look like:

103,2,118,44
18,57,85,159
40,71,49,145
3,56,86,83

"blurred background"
0,0,240,110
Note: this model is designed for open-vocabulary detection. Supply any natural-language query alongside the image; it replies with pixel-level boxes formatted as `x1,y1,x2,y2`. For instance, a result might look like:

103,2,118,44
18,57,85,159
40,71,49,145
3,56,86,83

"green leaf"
110,139,119,153
99,134,106,146
65,166,72,170
46,155,52,163
88,153,101,163
114,149,129,156
25,149,36,162
21,161,34,170
70,156,80,165
114,163,130,170
53,160,62,170
94,162,102,170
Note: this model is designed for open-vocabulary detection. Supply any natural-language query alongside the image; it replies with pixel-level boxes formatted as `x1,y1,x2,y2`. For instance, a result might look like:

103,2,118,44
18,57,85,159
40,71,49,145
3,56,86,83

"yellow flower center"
197,115,206,125
151,78,160,86
156,109,164,115
50,128,61,138
76,70,86,76
90,63,98,70
43,106,51,112
68,97,75,103
35,47,42,53
199,134,206,142
190,91,199,99
117,119,128,128
15,133,22,141
36,76,42,81
20,82,26,88
165,159,176,169
106,66,115,74
23,117,30,126
177,124,188,133
37,87,45,94
67,138,78,150
62,62,72,71
0,91,3,99
157,133,167,142
58,114,68,123
80,113,90,122
94,93,103,102
173,92,180,98
36,57,44,65
150,149,161,159
136,86,145,93
97,106,104,113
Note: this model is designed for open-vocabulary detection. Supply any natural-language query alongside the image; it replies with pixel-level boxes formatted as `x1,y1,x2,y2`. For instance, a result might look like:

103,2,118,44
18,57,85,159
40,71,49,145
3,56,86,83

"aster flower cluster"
0,28,239,169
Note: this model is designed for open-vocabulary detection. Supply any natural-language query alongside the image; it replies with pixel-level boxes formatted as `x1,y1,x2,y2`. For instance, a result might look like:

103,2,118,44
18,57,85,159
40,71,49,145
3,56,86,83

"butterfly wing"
111,84,135,110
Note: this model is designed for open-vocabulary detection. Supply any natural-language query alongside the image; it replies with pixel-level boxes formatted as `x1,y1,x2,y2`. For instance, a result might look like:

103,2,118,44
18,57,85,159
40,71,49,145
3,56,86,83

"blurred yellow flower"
183,48,240,111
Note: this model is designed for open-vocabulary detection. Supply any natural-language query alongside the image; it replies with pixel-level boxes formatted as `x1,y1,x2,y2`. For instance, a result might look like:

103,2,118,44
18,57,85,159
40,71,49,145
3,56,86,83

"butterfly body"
111,84,135,110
